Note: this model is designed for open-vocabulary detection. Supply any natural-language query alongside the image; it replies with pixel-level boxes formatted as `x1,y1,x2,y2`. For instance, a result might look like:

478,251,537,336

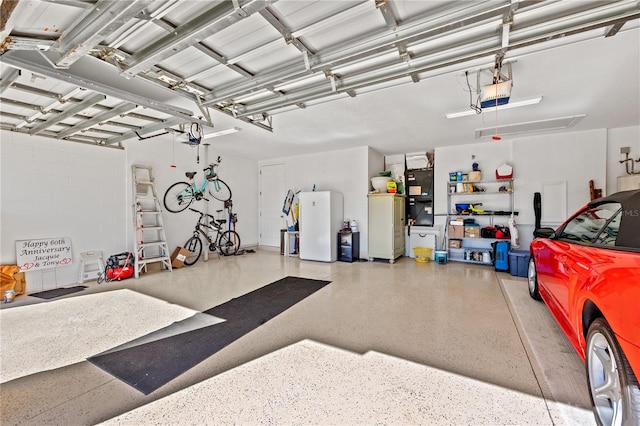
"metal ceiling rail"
1,50,195,120
107,0,181,50
28,93,106,135
104,116,186,146
55,102,139,139
375,0,398,30
259,6,315,56
0,123,126,149
201,1,518,106
127,13,255,80
0,94,165,133
0,91,168,142
117,1,372,104
2,0,637,141
87,37,276,132
1,111,28,121
508,0,640,43
10,82,65,100
120,0,278,79
51,3,277,132
87,44,275,132
235,9,640,117
291,0,372,39
0,68,20,93
52,0,159,68
0,36,55,52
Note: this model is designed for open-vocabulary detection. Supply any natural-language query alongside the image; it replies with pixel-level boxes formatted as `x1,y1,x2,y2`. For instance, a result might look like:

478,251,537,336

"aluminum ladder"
132,165,172,278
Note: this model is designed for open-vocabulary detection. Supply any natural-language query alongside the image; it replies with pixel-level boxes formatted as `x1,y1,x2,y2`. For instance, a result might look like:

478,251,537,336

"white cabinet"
368,193,405,263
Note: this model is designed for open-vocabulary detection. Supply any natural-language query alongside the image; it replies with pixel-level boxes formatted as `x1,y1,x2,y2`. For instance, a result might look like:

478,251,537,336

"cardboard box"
464,226,480,238
448,239,462,249
448,225,464,239
171,247,190,268
0,265,26,295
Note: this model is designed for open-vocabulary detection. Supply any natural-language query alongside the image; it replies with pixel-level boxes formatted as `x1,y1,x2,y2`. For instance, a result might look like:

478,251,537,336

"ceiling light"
203,127,241,139
474,114,586,139
446,96,543,119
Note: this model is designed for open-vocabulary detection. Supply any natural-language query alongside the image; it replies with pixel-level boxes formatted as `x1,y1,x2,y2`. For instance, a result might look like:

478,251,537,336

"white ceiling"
1,0,639,160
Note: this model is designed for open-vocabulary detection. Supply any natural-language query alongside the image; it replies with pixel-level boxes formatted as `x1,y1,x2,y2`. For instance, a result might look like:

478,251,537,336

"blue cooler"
434,250,448,264
492,241,510,272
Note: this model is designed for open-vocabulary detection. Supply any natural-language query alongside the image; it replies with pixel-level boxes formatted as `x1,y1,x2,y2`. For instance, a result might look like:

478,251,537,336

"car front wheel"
586,318,640,426
527,257,541,301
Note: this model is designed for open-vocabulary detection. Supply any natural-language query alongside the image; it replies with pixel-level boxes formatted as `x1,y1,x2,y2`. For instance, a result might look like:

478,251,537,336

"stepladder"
77,251,105,284
132,165,172,278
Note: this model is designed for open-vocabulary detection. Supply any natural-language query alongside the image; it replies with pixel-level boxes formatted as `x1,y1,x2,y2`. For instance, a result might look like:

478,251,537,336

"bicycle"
163,156,232,213
183,208,241,265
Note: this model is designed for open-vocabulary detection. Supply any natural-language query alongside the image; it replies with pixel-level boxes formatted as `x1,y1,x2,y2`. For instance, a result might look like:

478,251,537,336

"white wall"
607,126,640,195
1,131,127,292
435,128,608,250
0,130,259,292
260,145,382,257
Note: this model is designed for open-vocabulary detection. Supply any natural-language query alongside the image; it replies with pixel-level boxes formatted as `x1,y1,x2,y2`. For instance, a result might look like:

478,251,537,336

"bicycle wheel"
218,230,240,256
164,182,194,213
183,236,202,266
208,179,232,202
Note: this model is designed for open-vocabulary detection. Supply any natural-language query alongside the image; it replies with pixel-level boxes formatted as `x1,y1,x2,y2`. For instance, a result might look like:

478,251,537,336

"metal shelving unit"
446,179,514,265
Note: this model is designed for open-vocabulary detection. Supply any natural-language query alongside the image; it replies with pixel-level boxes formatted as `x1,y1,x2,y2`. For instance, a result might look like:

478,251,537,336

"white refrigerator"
299,191,344,262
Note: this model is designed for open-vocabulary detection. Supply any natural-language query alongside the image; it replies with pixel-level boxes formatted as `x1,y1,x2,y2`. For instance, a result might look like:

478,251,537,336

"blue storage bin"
509,250,530,277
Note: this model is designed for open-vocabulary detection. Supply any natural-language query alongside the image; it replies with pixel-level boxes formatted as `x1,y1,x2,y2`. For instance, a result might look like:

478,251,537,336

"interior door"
259,163,286,247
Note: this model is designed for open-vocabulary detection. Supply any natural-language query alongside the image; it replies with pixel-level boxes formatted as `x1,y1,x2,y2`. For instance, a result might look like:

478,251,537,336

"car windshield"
558,202,622,244
593,210,622,246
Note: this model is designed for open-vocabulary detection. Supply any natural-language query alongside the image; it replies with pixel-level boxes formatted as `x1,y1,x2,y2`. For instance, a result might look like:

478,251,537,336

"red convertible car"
528,189,640,426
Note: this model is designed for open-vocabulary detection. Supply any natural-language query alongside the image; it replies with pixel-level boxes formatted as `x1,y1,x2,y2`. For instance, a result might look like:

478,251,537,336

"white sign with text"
15,237,73,272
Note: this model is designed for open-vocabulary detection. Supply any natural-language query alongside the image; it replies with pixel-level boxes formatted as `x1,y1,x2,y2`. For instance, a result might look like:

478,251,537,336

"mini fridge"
299,191,344,262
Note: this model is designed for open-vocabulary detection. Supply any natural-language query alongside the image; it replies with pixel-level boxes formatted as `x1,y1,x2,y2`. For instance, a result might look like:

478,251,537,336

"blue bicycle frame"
163,160,232,213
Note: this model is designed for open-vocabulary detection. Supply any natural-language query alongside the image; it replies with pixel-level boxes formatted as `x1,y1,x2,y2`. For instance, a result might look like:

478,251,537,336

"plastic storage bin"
509,250,530,277
413,247,432,263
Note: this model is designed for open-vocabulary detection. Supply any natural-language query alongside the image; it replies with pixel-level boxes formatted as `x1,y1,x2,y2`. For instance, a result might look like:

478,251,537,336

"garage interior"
1,0,639,424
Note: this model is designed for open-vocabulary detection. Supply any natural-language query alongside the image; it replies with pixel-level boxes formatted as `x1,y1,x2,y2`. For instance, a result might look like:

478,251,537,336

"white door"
259,163,286,247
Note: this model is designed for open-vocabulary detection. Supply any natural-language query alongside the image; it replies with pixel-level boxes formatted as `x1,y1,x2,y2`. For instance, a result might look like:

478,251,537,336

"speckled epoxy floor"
0,249,594,425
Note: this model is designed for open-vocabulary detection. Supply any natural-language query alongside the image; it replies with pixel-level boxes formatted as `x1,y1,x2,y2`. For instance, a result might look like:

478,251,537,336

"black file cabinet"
338,231,360,262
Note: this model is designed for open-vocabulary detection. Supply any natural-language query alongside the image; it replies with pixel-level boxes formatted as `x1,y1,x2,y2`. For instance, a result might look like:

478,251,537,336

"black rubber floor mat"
30,286,87,300
87,276,330,394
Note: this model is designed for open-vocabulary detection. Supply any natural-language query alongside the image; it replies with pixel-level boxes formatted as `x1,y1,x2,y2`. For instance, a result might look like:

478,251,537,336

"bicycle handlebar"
188,208,215,219
203,157,222,172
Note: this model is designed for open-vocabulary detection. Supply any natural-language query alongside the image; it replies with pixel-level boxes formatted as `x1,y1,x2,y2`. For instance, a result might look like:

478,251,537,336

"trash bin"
280,229,286,255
